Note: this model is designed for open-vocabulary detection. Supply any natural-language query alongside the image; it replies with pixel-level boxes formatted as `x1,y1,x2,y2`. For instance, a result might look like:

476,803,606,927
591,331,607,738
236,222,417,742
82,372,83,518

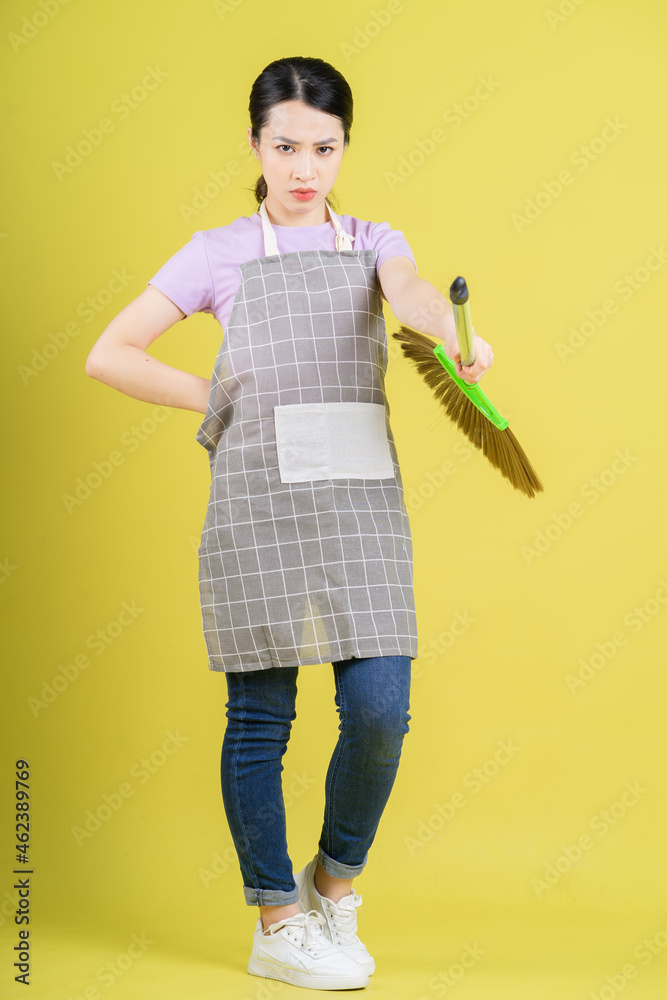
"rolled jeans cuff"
317,843,367,879
243,884,300,906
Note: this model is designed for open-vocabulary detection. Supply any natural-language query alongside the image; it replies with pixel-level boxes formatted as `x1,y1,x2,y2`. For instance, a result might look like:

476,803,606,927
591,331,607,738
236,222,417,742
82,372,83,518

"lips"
292,188,315,193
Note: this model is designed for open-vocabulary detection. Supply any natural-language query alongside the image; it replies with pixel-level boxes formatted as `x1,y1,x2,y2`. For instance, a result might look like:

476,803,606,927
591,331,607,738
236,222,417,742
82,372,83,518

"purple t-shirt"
146,210,417,330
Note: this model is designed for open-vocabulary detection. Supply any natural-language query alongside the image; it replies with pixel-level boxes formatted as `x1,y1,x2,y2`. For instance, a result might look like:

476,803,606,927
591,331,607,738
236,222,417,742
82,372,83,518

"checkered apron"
195,198,418,671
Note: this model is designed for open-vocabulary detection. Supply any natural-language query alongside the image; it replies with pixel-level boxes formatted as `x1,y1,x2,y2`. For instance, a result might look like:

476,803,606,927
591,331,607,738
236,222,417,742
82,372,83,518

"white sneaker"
293,855,375,976
247,908,370,990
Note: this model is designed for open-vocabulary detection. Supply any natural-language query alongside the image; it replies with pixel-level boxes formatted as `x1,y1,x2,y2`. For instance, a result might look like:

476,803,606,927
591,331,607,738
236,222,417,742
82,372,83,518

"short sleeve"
370,220,418,275
146,230,214,318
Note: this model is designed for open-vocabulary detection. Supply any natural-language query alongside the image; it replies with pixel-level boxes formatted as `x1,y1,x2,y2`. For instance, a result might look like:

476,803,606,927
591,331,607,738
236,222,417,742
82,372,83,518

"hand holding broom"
392,276,544,498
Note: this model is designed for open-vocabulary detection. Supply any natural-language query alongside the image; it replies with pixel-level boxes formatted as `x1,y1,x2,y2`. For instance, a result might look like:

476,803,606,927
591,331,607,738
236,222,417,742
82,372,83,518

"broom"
392,276,544,498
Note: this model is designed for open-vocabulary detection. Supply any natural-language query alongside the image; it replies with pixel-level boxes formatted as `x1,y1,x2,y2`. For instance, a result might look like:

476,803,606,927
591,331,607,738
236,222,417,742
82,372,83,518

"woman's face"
249,99,346,222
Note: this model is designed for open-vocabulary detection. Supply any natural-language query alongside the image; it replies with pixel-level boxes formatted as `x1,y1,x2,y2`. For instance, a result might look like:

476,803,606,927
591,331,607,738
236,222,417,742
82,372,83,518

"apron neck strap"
258,197,355,256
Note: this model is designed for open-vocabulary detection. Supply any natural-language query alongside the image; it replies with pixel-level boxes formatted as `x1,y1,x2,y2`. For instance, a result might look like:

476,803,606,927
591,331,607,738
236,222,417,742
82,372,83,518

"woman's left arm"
378,255,494,385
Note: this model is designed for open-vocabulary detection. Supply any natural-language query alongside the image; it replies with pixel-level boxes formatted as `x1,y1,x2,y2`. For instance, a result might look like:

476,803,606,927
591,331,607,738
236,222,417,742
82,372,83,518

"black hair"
247,56,353,211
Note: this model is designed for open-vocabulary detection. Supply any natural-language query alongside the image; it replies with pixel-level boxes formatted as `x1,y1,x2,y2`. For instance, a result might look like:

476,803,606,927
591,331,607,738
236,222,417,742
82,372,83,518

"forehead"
264,101,344,138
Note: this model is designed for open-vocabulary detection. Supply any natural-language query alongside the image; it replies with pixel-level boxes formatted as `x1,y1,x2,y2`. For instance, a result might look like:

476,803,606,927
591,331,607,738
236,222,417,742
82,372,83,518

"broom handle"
449,277,475,367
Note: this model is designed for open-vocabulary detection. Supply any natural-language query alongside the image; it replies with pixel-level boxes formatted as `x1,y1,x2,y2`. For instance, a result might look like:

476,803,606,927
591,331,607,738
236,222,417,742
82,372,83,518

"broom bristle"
393,325,544,498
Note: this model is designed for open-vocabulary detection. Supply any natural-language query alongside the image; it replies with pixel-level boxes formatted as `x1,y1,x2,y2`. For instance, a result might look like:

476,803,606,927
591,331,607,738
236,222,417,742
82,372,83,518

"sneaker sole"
248,955,369,989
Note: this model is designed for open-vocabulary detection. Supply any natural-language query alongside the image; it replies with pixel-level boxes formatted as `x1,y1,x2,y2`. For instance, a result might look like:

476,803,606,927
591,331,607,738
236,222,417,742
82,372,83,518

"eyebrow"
271,136,339,144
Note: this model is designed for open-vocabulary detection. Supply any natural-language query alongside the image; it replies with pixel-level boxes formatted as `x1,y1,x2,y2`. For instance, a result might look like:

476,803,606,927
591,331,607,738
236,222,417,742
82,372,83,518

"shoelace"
264,910,330,954
323,892,363,947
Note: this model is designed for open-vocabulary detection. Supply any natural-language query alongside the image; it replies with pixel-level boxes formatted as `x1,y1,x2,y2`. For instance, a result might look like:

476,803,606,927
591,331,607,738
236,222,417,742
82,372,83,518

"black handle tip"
449,276,469,305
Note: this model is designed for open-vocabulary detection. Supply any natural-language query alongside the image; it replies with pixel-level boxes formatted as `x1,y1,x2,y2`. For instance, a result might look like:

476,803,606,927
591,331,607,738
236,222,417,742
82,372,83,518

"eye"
274,145,335,154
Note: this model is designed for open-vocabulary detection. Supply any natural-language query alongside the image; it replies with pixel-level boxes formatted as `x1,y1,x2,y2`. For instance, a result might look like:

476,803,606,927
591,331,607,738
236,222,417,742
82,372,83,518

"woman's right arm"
84,285,211,414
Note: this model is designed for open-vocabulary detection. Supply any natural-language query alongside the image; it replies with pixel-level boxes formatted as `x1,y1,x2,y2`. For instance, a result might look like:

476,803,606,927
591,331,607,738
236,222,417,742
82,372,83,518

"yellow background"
2,0,667,996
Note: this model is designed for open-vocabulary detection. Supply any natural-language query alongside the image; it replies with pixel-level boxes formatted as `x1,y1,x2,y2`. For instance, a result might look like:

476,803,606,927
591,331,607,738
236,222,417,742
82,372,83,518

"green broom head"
392,323,544,498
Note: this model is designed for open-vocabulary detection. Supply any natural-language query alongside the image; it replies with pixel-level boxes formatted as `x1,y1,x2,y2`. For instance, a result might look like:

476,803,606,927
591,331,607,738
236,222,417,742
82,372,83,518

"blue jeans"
220,654,412,906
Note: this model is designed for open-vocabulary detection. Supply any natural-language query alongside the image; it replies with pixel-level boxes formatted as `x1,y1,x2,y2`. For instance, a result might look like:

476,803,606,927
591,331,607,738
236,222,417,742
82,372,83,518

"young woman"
86,56,493,991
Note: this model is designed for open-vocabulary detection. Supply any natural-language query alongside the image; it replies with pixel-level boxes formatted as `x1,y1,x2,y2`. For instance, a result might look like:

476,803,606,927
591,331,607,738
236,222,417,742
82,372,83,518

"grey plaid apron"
195,198,418,672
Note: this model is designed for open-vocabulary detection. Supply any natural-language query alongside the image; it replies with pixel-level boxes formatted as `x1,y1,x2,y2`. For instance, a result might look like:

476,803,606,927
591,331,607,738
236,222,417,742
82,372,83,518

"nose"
293,151,316,182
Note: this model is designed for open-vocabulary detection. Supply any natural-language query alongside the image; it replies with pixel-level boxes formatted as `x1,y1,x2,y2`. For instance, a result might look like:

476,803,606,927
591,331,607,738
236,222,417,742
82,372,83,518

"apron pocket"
274,401,395,483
